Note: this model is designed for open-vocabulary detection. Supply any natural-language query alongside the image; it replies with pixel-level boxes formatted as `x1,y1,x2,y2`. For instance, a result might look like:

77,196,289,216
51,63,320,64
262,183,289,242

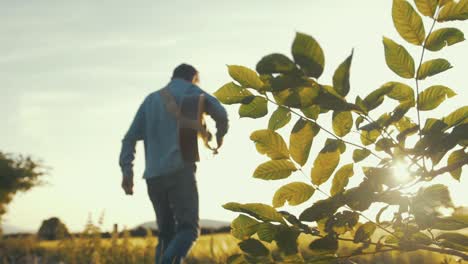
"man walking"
118,64,229,264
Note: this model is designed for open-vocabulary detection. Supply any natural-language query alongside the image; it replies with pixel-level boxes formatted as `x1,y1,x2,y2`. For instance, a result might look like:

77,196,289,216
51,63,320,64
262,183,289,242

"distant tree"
37,217,70,240
0,152,46,236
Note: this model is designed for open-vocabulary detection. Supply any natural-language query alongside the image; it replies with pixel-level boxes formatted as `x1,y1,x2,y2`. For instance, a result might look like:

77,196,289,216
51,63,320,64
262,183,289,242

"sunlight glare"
392,161,412,184
438,207,454,217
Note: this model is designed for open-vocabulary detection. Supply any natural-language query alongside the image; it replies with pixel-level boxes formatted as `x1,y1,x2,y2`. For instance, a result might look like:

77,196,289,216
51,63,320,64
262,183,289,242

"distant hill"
2,224,32,235
136,219,230,231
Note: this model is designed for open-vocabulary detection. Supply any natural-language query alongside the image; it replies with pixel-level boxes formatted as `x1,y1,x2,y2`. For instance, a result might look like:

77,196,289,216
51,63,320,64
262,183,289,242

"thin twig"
294,167,399,239
428,157,468,177
263,96,384,161
415,244,468,261
359,114,426,173
334,248,398,260
414,11,439,171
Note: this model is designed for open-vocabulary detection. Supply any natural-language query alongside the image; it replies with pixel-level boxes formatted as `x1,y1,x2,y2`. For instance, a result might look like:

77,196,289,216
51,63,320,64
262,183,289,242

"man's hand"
121,176,134,195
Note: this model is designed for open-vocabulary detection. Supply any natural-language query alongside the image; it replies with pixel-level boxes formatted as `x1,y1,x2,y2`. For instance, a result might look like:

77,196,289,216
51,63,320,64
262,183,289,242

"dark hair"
171,63,198,82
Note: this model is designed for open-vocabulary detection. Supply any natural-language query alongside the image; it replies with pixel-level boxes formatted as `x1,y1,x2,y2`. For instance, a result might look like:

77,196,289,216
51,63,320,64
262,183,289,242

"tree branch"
414,244,468,261
294,167,399,240
263,96,385,161
414,11,439,171
429,156,468,178
335,248,399,260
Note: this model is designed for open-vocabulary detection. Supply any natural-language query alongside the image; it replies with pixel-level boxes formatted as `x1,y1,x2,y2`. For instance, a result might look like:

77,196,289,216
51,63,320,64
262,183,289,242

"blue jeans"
146,163,200,264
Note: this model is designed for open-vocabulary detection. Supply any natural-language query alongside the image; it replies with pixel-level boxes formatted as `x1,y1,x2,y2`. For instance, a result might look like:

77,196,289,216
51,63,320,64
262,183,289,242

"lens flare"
392,161,412,184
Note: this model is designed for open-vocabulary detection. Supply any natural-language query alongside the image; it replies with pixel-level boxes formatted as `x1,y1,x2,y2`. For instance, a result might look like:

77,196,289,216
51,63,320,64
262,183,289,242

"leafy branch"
414,6,440,170
215,0,468,262
263,95,385,161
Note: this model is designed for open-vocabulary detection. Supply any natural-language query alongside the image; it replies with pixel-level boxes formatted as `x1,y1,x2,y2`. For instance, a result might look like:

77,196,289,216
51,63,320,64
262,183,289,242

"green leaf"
392,0,426,45
440,0,452,6
353,149,372,162
256,222,277,243
383,37,416,78
290,119,319,166
270,74,309,92
425,27,465,51
376,205,390,224
275,227,301,256
268,106,291,131
328,138,347,154
238,238,270,257
385,232,404,244
433,215,468,230
410,232,433,245
309,235,338,254
326,211,360,235
314,85,350,112
344,185,377,211
300,196,344,222
332,111,353,137
422,118,448,134
436,233,468,251
413,184,454,209
214,82,254,105
358,113,391,131
375,138,394,153
321,85,346,101
228,65,264,90
363,167,402,188
447,149,466,181
253,160,297,180
250,129,289,159
442,106,468,128
360,129,381,146
273,84,320,109
239,96,268,119
330,164,355,196
333,50,353,97
395,117,415,133
363,84,393,111
355,115,365,129
384,82,415,102
301,105,321,120
437,0,468,22
311,140,341,186
414,0,438,17
417,58,453,80
231,215,260,240
256,53,297,75
223,202,286,224
417,85,456,111
354,222,377,243
273,182,315,208
292,32,325,78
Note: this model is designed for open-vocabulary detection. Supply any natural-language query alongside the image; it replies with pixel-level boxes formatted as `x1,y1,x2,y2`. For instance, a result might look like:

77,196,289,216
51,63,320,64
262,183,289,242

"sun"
392,161,413,184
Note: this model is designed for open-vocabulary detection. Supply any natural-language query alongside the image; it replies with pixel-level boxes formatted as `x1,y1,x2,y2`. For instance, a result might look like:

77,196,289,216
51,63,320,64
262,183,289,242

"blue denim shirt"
119,79,228,179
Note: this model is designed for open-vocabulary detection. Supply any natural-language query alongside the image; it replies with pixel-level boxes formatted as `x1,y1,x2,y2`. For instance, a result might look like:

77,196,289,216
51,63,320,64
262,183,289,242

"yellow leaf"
272,182,315,208
383,37,415,78
311,143,341,185
392,0,426,45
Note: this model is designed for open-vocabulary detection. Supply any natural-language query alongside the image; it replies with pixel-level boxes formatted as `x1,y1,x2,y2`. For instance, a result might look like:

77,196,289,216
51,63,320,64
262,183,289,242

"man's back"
119,78,228,179
118,64,229,264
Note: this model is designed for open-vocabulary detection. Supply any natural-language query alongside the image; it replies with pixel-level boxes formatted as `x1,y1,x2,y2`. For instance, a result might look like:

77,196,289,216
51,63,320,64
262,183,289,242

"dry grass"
1,232,465,263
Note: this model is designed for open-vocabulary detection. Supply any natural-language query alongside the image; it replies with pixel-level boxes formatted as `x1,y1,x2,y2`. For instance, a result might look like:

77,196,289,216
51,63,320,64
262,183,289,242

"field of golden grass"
1,232,464,263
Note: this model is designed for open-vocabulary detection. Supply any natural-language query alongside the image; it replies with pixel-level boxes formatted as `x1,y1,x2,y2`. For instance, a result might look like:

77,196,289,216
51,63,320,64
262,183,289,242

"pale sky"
1,0,466,233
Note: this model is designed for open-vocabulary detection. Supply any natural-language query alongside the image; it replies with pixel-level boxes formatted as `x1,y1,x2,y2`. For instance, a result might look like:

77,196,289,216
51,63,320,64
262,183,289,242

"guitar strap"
160,87,218,154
